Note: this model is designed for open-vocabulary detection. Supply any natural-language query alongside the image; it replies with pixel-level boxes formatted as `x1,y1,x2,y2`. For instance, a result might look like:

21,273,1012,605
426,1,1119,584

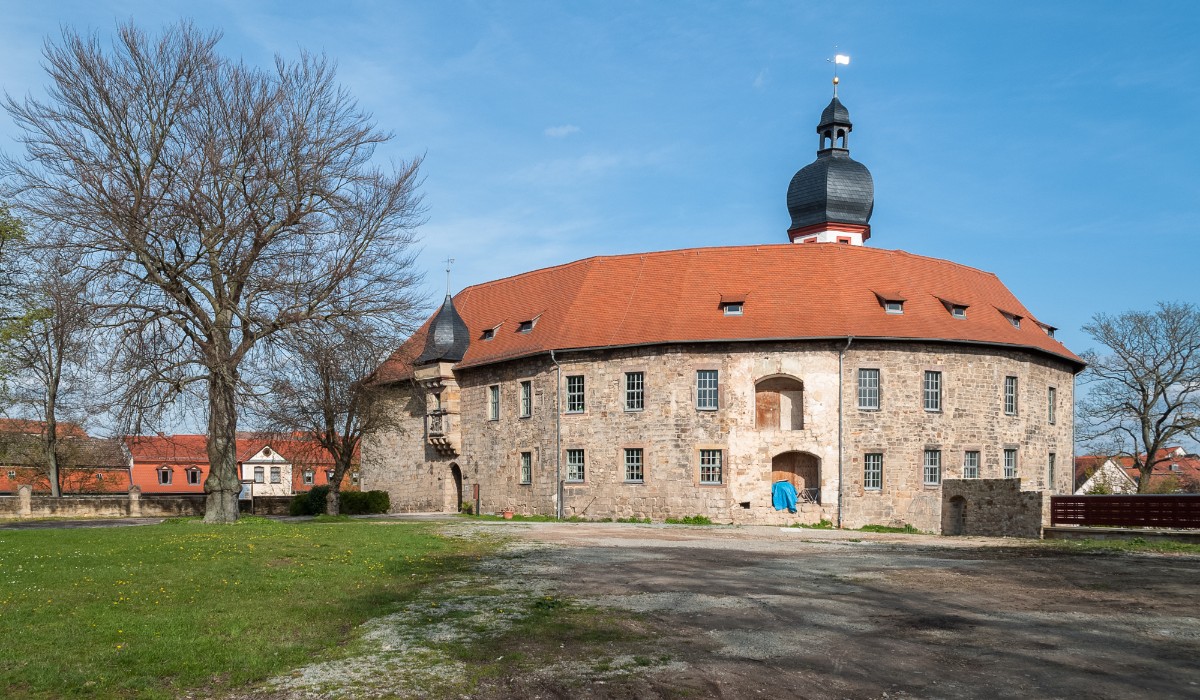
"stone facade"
362,339,1076,533
941,478,1051,538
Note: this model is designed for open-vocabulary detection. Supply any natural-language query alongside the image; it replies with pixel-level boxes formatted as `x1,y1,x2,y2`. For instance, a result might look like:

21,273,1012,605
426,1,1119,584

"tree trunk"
203,365,241,523
44,363,62,498
326,486,340,516
326,452,353,516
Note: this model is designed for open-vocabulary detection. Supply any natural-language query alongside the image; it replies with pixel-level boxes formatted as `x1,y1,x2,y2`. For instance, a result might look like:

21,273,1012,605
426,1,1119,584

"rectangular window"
7,470,15,479
1048,452,1056,491
923,370,942,412
624,448,644,483
885,301,903,314
1004,376,1018,415
158,469,172,485
520,380,532,418
858,368,880,409
566,375,585,413
699,449,723,484
722,302,743,316
863,453,883,490
923,449,941,485
963,451,980,479
488,384,500,420
1048,387,1056,424
187,469,201,485
303,470,314,485
566,449,585,482
326,469,334,481
1004,448,1018,478
253,466,264,484
270,466,281,484
625,372,645,411
696,370,719,410
520,452,532,484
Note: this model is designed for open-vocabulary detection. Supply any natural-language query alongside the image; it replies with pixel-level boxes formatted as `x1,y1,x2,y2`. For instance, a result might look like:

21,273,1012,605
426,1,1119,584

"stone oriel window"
923,370,942,412
963,451,980,479
624,448,644,483
923,449,941,485
699,449,723,484
566,449,585,482
863,453,882,490
696,370,719,411
1004,449,1017,478
624,372,644,411
858,369,880,410
519,381,532,418
566,375,585,413
1004,376,1018,415
520,452,532,484
488,385,500,420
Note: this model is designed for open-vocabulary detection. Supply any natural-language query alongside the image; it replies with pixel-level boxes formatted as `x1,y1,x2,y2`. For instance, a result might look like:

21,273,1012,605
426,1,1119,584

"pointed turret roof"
415,294,470,364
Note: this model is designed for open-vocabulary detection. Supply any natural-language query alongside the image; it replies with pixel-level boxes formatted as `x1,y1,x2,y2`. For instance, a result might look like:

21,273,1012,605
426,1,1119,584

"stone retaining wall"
940,478,1049,538
0,487,291,519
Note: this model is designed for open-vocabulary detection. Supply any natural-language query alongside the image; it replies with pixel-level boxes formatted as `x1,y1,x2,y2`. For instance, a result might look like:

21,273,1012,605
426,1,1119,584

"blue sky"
0,0,1197,358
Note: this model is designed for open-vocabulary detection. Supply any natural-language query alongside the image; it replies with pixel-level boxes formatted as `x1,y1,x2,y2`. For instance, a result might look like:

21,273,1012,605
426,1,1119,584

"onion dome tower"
786,76,874,245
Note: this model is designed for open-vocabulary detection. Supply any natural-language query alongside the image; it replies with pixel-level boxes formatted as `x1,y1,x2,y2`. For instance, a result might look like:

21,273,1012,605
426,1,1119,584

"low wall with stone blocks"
0,486,207,519
941,478,1048,538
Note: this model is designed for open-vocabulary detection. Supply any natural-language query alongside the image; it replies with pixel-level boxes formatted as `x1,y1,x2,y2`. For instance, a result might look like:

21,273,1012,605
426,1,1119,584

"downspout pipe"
550,349,563,519
837,336,854,529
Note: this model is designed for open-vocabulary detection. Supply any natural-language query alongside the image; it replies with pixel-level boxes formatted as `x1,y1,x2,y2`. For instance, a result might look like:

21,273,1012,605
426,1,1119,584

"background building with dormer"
363,87,1083,531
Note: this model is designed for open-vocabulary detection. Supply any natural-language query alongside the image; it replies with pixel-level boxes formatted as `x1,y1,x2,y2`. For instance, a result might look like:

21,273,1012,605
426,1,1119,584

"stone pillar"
17,485,32,518
128,486,142,517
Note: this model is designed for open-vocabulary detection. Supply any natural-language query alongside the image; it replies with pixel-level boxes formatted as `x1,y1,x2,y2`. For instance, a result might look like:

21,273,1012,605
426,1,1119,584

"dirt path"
474,522,1200,699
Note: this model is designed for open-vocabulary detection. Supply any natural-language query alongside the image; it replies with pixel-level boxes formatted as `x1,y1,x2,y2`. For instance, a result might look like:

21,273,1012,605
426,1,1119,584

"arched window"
755,377,805,430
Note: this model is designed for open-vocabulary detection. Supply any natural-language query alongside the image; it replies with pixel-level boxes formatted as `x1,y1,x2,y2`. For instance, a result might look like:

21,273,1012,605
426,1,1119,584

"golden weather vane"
826,49,850,96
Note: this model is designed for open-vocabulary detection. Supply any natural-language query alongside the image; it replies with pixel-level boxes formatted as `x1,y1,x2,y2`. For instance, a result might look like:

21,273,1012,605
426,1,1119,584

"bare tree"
1078,302,1200,492
0,248,96,497
2,22,424,522
251,315,416,515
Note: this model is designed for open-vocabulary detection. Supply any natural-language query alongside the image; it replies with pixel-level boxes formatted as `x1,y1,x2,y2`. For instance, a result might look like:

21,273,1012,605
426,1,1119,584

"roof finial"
827,49,850,97
444,257,455,296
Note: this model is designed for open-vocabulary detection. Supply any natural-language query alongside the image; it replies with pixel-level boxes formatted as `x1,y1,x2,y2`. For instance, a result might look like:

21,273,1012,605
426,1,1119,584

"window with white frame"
566,375,585,413
269,466,280,484
722,302,743,316
351,471,360,485
566,449,585,482
1048,453,1056,491
696,370,719,410
858,369,880,409
158,466,172,485
699,449,723,484
864,453,883,490
520,452,532,484
923,370,942,412
951,305,967,319
625,372,644,411
520,381,532,418
1004,376,1018,415
326,469,335,481
1048,386,1056,424
303,469,314,485
923,449,941,485
488,385,500,420
187,468,201,485
884,301,903,314
253,466,264,483
963,451,980,479
624,448,644,483
1004,448,1017,478
6,470,15,479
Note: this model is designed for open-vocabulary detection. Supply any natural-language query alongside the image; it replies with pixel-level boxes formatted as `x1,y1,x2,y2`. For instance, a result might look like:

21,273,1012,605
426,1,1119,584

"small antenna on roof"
827,48,850,97
444,258,455,296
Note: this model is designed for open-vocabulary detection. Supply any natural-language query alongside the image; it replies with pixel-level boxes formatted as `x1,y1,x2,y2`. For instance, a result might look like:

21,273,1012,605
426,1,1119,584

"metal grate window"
1004,376,1018,415
566,376,585,413
1048,387,1056,424
1004,449,1017,478
858,369,880,409
699,449,723,484
864,453,883,490
696,370,719,410
520,452,532,484
963,451,980,479
625,372,644,411
566,449,585,482
489,385,500,420
923,449,941,485
624,448,644,482
520,380,532,418
923,371,942,412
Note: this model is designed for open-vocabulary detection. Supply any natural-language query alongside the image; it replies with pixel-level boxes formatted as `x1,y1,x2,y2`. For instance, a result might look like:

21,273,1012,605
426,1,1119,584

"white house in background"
240,445,293,497
1073,458,1138,494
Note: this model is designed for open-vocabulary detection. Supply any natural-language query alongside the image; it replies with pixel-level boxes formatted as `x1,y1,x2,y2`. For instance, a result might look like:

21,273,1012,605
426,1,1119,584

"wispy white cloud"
753,68,768,89
508,148,672,186
544,124,581,138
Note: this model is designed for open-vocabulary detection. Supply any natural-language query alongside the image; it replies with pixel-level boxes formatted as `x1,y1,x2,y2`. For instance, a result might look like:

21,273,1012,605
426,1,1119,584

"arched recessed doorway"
447,463,463,513
756,376,804,430
943,495,966,536
772,451,820,503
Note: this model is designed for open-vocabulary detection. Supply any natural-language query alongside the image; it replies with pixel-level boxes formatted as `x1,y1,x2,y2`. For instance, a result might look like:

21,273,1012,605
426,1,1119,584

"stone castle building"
362,87,1083,532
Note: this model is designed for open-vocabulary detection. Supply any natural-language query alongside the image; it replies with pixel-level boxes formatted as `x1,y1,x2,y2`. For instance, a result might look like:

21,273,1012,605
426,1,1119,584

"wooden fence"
1050,495,1200,529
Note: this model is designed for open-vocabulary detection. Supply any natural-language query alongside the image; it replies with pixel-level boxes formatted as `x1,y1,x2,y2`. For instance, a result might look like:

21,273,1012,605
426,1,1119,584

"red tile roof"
0,419,89,438
376,244,1082,382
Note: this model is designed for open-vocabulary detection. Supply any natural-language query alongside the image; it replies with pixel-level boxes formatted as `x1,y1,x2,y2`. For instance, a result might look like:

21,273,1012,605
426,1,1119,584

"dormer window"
885,301,903,315
998,308,1023,329
1037,322,1057,338
937,298,969,319
481,328,495,340
874,291,906,315
517,319,535,333
722,302,743,316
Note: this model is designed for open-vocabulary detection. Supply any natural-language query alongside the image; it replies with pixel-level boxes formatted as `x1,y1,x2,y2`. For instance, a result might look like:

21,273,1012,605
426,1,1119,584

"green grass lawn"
0,517,492,699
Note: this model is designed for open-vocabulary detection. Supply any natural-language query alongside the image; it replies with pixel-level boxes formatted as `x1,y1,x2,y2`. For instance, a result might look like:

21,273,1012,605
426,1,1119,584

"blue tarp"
772,480,798,513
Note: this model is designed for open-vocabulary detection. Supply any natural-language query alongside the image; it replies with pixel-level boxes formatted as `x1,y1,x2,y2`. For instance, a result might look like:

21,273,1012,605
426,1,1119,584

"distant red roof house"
0,424,130,494
1075,447,1200,494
